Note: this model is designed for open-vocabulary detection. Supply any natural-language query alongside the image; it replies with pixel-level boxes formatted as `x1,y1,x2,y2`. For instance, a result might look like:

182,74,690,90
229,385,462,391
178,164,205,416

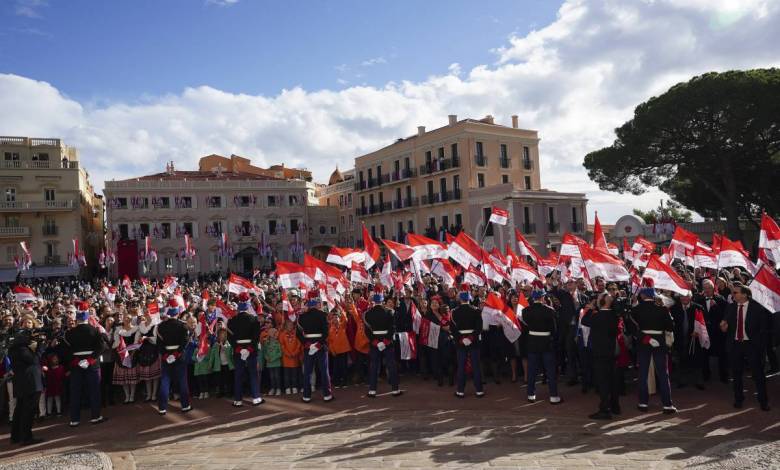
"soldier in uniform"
228,292,263,407
64,301,108,427
156,301,191,415
524,290,562,404
631,287,677,413
451,287,484,398
364,289,401,397
296,291,333,403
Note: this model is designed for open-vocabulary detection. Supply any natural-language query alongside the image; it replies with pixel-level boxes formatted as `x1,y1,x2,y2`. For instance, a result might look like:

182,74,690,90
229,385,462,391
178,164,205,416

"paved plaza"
1,374,778,470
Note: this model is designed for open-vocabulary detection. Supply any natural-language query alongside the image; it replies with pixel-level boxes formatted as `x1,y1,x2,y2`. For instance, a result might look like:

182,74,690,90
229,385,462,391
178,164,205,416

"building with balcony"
104,157,331,279
0,136,104,281
317,168,357,247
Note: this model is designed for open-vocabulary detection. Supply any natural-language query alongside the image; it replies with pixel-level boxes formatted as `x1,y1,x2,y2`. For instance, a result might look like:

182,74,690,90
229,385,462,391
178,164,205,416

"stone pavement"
1,374,778,470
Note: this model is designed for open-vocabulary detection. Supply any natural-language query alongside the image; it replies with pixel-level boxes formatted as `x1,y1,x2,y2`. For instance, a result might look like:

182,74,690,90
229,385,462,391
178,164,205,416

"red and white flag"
642,255,691,296
693,309,710,350
214,298,236,322
607,243,619,257
431,259,459,287
184,233,195,258
511,257,538,285
162,276,177,294
227,273,258,295
379,255,393,287
489,247,508,271
361,223,381,269
146,302,161,324
536,253,558,277
483,292,521,343
418,317,441,349
514,228,540,263
482,257,510,284
749,265,780,313
489,207,509,225
407,233,448,260
759,213,780,264
447,231,483,268
560,233,589,258
631,236,656,256
12,285,36,303
693,244,718,270
326,247,366,267
411,301,423,334
622,238,634,262
397,331,417,360
122,275,133,297
592,213,609,254
717,236,756,273
276,261,316,289
350,261,370,284
463,265,487,287
303,253,329,283
381,239,416,262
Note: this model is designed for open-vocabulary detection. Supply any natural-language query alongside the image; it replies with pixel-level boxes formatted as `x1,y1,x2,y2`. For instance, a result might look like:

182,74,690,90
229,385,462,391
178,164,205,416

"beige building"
333,114,585,254
104,157,333,279
318,168,357,247
0,136,104,281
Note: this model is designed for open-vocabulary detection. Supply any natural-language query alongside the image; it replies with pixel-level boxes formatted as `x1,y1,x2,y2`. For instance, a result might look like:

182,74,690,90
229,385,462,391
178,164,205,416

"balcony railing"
521,223,536,234
0,226,30,237
44,255,61,265
419,157,460,176
522,159,534,170
548,222,560,233
392,197,420,210
499,157,511,169
355,207,368,216
571,222,583,233
42,225,58,236
0,160,79,169
475,155,487,167
390,168,417,182
0,200,75,211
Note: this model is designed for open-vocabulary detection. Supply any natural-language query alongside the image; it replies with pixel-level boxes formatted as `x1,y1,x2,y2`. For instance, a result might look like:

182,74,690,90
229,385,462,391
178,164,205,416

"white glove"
166,354,176,364
376,342,386,352
308,344,319,356
240,349,250,361
462,338,472,347
649,338,660,348
78,359,89,369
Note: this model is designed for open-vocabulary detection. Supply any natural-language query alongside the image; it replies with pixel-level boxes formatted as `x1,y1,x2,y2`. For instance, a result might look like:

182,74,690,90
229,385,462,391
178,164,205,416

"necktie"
737,304,744,341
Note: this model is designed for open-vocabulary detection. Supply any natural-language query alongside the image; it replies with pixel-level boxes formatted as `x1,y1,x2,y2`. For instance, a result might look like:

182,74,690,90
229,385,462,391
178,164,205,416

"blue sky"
2,0,556,102
2,0,779,223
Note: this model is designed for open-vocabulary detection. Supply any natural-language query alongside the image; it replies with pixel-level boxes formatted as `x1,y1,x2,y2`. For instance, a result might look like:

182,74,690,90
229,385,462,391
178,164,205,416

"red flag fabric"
326,247,366,267
276,261,316,289
215,298,236,321
12,285,36,303
759,212,780,263
362,223,380,269
514,228,541,263
642,255,691,296
579,245,630,282
694,309,710,350
592,213,609,253
560,233,589,258
447,231,482,268
350,261,370,284
227,273,257,295
381,239,416,262
407,233,448,260
749,265,780,313
489,207,509,225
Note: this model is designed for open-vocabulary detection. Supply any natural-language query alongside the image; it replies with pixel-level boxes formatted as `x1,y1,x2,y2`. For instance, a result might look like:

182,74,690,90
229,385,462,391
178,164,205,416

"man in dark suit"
8,329,43,445
582,293,620,419
551,279,586,386
695,279,729,383
670,294,707,389
719,284,770,411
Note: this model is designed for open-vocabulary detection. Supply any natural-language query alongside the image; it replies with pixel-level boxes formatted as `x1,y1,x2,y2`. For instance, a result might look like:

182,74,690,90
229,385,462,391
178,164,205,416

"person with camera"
7,322,43,445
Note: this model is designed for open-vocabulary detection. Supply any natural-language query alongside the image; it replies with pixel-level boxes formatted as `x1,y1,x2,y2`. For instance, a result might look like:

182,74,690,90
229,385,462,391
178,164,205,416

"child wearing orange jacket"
279,320,302,395
328,308,352,388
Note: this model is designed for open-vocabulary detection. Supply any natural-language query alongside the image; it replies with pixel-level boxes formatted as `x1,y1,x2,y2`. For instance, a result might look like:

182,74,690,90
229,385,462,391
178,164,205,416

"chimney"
511,115,519,129
417,126,426,136
484,115,494,125
448,114,457,125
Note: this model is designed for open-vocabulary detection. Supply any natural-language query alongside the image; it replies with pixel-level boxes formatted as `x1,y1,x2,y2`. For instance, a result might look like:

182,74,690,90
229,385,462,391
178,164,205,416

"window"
4,152,20,161
397,222,404,240
394,160,400,176
425,151,432,165
182,222,193,237
369,194,374,210
427,180,434,199
455,213,462,230
376,165,382,183
502,175,509,184
177,196,192,208
478,173,485,188
524,176,532,190
348,214,353,228
404,157,410,171
32,152,49,161
395,188,402,205
161,222,171,239
330,226,336,234
440,177,447,196
451,143,458,160
119,224,129,240
4,187,15,202
483,207,494,236
267,195,277,207
378,192,384,208
340,216,345,228
438,147,444,159
290,219,299,234
46,242,55,257
524,207,531,226
211,221,222,235
405,185,412,201
4,215,19,227
380,224,385,239
159,196,171,209
442,215,449,230
347,193,352,207
407,220,414,234
367,168,373,185
548,207,556,223
523,146,530,163
572,207,578,223
428,217,436,231
339,195,344,207
241,221,252,236
319,225,326,235
116,197,128,209
6,245,18,262
269,220,278,235
500,144,509,168
43,216,55,235
289,195,299,206
360,196,365,210
139,223,150,237
476,141,484,157
371,226,376,238
44,188,55,201
207,196,220,208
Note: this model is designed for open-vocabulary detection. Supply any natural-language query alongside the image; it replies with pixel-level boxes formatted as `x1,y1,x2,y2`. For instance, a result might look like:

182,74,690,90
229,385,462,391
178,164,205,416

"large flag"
227,273,257,295
379,254,393,287
163,275,178,294
482,258,510,284
483,292,521,343
214,298,236,322
642,255,691,296
326,247,366,267
361,223,380,269
431,259,459,287
693,244,718,270
447,231,483,268
511,257,538,285
397,332,417,360
592,212,609,254
670,226,699,260
407,233,448,260
463,266,487,287
514,228,540,263
749,265,780,313
489,207,509,225
693,308,710,350
580,245,630,282
759,213,780,264
560,233,589,258
418,317,441,349
411,301,422,333
350,261,370,284
537,253,558,277
717,236,756,273
12,285,36,303
381,239,416,262
303,253,329,282
631,236,656,255
622,238,634,262
276,261,316,289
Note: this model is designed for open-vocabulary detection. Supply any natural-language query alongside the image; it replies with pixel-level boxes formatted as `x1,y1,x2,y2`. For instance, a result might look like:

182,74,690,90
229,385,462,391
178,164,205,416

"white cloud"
360,57,387,67
2,0,779,224
14,0,47,18
206,0,240,6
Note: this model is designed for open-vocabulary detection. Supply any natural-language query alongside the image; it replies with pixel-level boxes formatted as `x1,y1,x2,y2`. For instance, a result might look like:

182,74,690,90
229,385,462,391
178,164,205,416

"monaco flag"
717,236,756,273
514,228,541,263
489,207,509,225
511,257,538,285
379,255,393,287
13,285,36,303
749,265,780,313
361,223,381,269
276,261,316,289
592,212,609,254
227,273,257,295
642,255,691,296
326,247,366,267
431,259,459,288
694,309,710,350
483,292,521,343
560,233,589,258
631,236,656,255
693,244,718,270
350,261,370,284
447,231,483,268
759,212,780,264
407,233,448,260
381,238,416,262
463,265,487,287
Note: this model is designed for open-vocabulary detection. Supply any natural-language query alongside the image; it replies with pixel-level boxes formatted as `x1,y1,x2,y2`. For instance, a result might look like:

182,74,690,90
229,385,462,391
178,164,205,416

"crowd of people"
0,258,777,447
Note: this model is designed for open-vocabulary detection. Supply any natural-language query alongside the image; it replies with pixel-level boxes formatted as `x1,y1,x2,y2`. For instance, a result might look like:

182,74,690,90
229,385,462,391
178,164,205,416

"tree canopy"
633,200,693,224
583,69,780,240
